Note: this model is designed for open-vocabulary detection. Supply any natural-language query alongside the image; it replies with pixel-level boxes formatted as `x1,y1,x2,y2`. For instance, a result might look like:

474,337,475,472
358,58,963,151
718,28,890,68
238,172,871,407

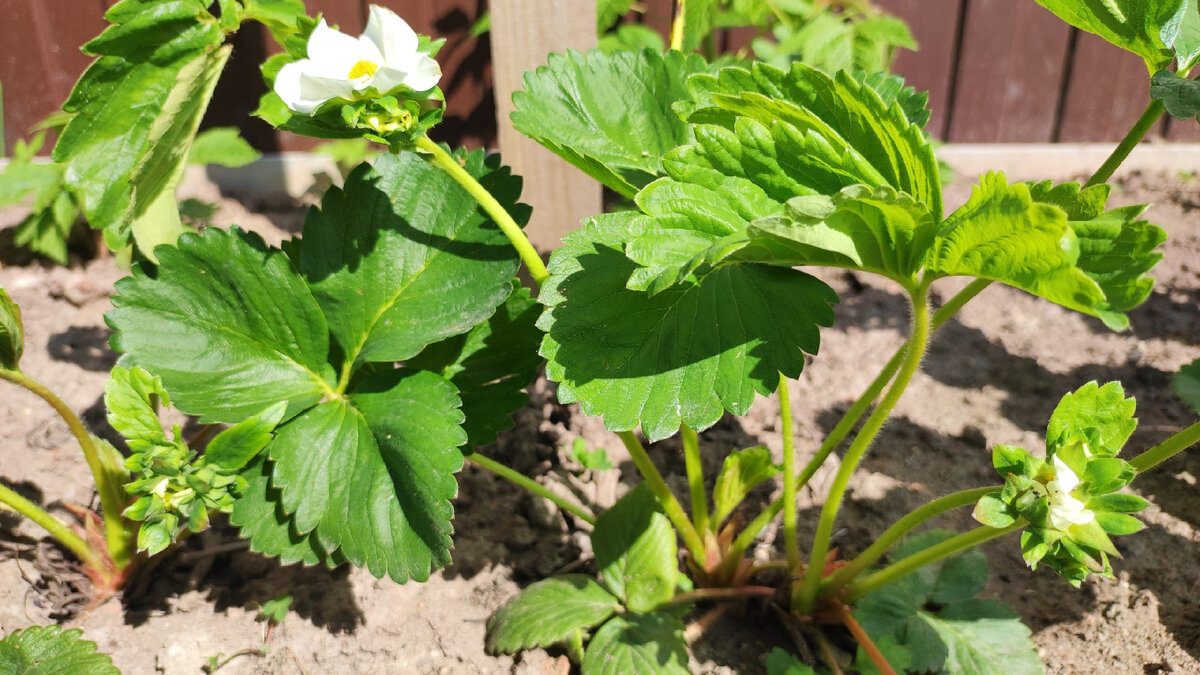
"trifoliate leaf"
512,49,711,199
267,368,465,583
298,148,526,369
485,575,620,654
1046,381,1137,458
926,173,1107,317
592,484,678,612
1033,0,1183,74
0,288,24,370
712,445,781,527
1027,181,1164,331
1173,358,1200,411
108,227,333,424
0,625,119,675
406,284,542,448
540,213,836,441
188,126,262,167
581,613,689,675
204,401,287,470
1151,68,1200,120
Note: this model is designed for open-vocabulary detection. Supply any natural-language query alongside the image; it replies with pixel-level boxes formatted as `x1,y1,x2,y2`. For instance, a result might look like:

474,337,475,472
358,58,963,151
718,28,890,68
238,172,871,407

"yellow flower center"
348,60,379,80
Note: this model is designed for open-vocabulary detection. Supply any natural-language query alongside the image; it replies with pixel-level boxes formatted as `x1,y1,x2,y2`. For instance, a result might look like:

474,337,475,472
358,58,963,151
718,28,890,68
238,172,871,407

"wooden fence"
3,0,1198,155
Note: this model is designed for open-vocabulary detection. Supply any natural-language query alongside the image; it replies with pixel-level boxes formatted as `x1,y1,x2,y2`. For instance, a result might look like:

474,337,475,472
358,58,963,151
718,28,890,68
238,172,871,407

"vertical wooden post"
490,0,601,251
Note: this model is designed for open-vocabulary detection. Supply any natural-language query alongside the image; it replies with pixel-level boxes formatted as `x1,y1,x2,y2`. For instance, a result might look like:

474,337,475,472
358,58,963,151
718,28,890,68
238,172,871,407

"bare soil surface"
0,169,1198,674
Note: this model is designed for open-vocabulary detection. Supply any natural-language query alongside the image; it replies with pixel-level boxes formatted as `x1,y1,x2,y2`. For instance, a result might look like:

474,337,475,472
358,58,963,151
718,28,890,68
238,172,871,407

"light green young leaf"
592,484,678,612
408,285,542,447
597,0,637,31
13,190,79,265
130,185,183,265
299,148,526,369
260,594,293,624
485,575,621,654
853,71,931,130
108,227,333,424
104,366,172,451
0,288,24,370
0,625,119,675
188,126,262,167
242,0,308,45
1151,68,1200,120
598,24,666,54
204,401,287,470
926,173,1106,316
53,1,227,250
677,0,717,52
1046,381,1137,458
512,49,710,199
581,613,690,675
712,446,781,527
1174,358,1200,411
1033,0,1184,74
909,599,1043,675
540,213,836,441
1170,0,1200,71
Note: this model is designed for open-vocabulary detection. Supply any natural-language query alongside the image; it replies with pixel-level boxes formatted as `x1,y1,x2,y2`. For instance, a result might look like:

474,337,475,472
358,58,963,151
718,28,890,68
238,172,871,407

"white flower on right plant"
274,5,442,114
1045,456,1095,531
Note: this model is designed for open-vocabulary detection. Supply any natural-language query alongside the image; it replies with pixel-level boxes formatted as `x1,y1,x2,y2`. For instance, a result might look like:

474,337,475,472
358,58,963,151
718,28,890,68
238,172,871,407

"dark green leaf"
540,213,836,441
993,444,1035,479
890,529,989,605
0,288,24,370
1152,69,1200,119
712,445,781,526
1046,381,1137,458
1173,358,1200,411
204,401,287,470
1170,0,1200,71
230,454,345,568
188,126,262,167
592,484,678,612
913,598,1044,674
512,49,710,199
485,575,621,654
108,227,333,424
764,647,818,675
0,625,119,675
407,284,542,447
299,148,526,369
581,613,689,675
1033,0,1183,74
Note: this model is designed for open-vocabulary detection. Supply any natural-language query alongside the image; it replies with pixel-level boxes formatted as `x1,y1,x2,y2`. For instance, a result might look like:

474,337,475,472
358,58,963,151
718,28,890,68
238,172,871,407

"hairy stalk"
681,423,709,534
823,486,1001,595
464,452,596,526
1130,419,1200,474
778,374,800,573
797,283,931,613
1085,100,1165,187
618,430,708,565
0,481,103,572
0,369,131,568
835,603,896,675
844,523,1022,603
415,134,549,284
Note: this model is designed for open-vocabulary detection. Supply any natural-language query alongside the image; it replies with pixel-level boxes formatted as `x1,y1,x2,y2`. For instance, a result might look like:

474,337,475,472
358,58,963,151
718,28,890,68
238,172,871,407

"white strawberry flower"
274,5,441,114
1045,456,1095,530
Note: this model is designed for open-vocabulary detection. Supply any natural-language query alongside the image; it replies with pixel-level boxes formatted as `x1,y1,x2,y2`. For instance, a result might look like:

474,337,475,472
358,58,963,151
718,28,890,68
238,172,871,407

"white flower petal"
274,60,316,113
1051,456,1081,492
307,19,368,70
365,5,419,64
404,55,442,92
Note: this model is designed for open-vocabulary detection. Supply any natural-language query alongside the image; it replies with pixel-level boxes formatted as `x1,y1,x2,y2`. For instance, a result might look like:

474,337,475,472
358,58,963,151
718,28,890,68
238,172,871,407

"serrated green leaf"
268,368,466,583
104,366,172,451
1034,0,1183,74
592,484,678,612
230,454,346,568
204,401,287,470
1171,0,1200,71
13,190,79,265
853,71,931,130
1046,381,1137,458
512,49,710,199
890,529,989,605
188,126,262,167
911,598,1044,674
712,445,781,526
53,1,226,250
0,150,63,209
926,173,1108,317
299,148,526,369
242,0,308,45
408,285,542,447
1173,358,1200,411
1152,68,1200,120
764,647,818,675
581,613,689,675
0,288,24,370
108,227,333,424
0,625,119,675
260,594,293,624
597,0,637,31
540,213,836,441
485,575,620,654
993,444,1035,478
598,24,666,54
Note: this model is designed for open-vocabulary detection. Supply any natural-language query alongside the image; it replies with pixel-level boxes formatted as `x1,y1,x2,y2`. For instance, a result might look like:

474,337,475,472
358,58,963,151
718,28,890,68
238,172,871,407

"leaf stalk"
778,373,800,574
1129,419,1200,474
0,480,104,573
681,422,709,534
618,430,708,566
1084,100,1165,187
464,451,596,526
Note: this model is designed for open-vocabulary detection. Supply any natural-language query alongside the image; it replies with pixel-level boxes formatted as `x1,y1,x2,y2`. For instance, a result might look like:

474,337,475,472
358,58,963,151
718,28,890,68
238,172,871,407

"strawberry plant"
2,0,1200,672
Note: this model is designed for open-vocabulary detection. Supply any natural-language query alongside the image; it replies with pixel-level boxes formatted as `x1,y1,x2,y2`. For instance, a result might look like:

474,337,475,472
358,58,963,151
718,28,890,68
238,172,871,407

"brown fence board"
877,0,962,139
1057,31,1164,142
640,0,674,41
947,0,1072,142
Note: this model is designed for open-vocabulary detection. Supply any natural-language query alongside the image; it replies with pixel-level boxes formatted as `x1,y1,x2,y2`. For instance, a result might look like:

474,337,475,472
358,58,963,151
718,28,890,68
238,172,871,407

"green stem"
0,369,132,568
0,480,102,572
670,0,688,51
778,374,800,573
797,283,931,613
464,452,596,526
681,423,709,534
415,134,549,285
1129,419,1200,474
664,585,777,608
823,486,1001,595
618,430,708,565
844,523,1022,603
1085,100,1165,187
